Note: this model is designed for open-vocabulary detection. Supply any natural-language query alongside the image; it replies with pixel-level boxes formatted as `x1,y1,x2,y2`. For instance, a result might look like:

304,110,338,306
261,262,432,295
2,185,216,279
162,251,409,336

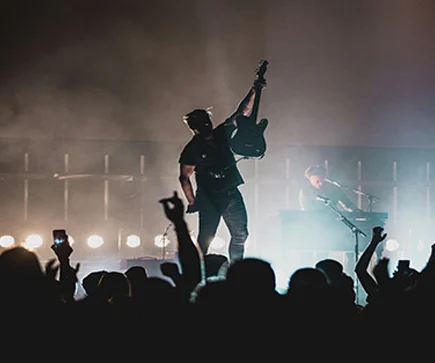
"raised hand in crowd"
159,191,184,224
355,226,387,301
372,257,391,292
50,233,80,302
159,191,203,294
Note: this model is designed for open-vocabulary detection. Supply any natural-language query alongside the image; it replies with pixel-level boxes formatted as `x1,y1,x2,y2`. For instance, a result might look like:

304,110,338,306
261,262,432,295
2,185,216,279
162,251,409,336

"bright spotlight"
210,236,226,250
24,234,43,250
126,234,141,248
87,235,104,249
386,239,400,252
0,235,15,248
154,234,170,248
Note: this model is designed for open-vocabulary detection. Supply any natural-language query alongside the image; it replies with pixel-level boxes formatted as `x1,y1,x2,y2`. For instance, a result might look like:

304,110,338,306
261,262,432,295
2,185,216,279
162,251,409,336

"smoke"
2,25,159,140
0,2,200,241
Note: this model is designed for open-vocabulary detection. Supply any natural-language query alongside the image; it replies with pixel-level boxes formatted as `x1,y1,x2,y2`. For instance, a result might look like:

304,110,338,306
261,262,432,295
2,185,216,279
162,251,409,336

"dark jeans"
196,187,248,262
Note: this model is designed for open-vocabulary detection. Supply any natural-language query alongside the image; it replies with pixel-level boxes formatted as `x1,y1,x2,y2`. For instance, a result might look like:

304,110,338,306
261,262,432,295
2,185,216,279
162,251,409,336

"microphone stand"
326,178,380,213
350,188,380,212
318,197,367,305
160,223,172,260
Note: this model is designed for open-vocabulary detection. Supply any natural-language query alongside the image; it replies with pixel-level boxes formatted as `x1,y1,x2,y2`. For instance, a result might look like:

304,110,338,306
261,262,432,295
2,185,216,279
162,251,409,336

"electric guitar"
230,60,268,158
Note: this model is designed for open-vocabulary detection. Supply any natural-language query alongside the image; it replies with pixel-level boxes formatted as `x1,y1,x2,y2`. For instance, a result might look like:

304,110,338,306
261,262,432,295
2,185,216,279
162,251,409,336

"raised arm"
50,237,79,302
225,72,267,126
159,191,203,294
355,226,387,299
225,86,257,125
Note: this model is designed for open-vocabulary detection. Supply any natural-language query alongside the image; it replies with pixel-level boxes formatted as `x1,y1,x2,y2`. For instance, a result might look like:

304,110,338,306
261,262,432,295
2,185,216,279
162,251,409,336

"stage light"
68,236,75,245
0,235,15,248
154,234,170,248
24,234,43,250
386,239,400,252
126,234,141,248
87,235,104,249
210,236,226,250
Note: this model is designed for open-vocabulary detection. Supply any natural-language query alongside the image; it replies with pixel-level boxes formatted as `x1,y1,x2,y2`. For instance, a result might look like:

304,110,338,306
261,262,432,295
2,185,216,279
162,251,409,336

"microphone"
162,223,172,237
325,178,344,188
316,195,331,203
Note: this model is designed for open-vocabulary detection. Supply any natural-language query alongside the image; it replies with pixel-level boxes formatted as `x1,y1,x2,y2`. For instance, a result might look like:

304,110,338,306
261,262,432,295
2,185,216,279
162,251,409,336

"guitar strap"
210,153,264,179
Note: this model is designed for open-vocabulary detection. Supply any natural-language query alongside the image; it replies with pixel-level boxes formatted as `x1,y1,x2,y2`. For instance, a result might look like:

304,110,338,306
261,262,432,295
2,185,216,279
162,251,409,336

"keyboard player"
299,165,361,213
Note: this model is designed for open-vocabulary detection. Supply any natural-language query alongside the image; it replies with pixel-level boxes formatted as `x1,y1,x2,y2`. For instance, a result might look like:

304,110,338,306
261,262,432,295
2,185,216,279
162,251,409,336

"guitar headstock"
255,59,268,82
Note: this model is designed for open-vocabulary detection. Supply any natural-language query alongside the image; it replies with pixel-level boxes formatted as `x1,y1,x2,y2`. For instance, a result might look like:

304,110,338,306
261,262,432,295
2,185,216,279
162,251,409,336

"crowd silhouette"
1,190,434,359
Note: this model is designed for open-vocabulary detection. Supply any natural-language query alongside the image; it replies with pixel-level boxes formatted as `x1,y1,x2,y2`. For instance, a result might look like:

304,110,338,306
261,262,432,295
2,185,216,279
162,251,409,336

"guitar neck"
250,85,262,122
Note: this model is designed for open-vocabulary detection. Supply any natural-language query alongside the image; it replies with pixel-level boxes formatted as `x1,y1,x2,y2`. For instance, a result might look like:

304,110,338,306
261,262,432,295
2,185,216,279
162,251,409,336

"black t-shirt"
299,182,357,212
179,119,244,193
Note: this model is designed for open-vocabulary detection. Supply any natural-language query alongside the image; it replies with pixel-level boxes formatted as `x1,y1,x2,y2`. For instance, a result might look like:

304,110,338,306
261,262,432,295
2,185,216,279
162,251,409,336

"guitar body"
230,59,269,158
230,116,268,157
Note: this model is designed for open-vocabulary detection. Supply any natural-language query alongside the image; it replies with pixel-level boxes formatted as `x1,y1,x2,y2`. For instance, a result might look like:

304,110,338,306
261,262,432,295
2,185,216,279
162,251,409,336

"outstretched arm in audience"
355,226,387,298
159,191,203,294
372,257,392,293
50,238,80,302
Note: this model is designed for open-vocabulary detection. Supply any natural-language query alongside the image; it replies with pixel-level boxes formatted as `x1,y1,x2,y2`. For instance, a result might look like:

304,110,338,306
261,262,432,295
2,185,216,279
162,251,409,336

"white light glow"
189,230,197,244
154,234,170,248
126,234,141,248
210,236,226,250
417,240,426,252
386,239,400,252
0,235,15,248
87,235,104,249
24,234,43,250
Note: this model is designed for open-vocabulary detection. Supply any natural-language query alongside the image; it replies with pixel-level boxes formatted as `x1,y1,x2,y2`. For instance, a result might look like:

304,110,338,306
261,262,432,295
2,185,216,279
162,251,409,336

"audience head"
125,265,149,300
97,271,131,301
287,267,328,295
315,259,343,284
82,270,107,297
0,246,47,302
226,258,276,295
125,265,148,280
392,265,420,292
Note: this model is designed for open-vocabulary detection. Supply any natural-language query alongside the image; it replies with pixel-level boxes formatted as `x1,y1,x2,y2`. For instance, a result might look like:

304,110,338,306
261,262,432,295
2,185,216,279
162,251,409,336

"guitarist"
178,71,266,263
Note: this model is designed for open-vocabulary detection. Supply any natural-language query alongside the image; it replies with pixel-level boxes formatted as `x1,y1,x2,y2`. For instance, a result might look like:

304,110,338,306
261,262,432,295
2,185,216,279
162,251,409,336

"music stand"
318,196,367,304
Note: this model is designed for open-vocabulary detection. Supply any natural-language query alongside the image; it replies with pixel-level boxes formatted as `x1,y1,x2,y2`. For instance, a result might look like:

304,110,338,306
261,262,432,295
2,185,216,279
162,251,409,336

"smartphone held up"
53,229,68,246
